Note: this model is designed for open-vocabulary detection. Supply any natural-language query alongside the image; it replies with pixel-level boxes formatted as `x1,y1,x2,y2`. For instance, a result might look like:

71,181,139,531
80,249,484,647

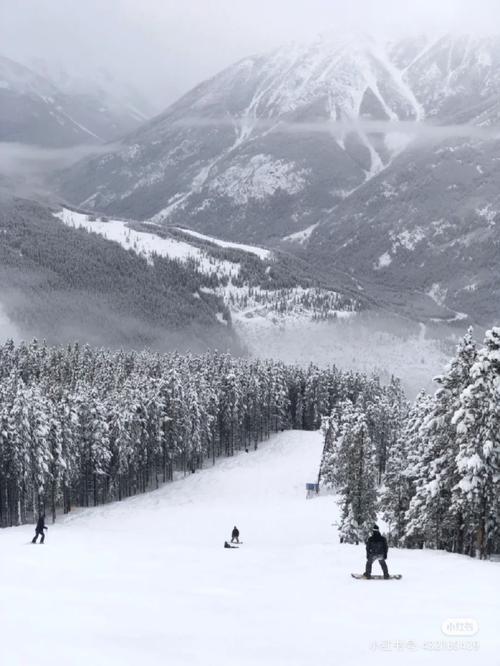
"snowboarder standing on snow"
231,526,240,544
364,525,389,579
32,514,48,544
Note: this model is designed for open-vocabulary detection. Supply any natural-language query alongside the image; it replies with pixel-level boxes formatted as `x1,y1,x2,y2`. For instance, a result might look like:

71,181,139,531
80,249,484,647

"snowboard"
351,573,402,580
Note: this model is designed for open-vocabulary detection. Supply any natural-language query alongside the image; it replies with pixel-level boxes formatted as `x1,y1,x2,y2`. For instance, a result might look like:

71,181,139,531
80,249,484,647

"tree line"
0,338,386,527
320,327,500,559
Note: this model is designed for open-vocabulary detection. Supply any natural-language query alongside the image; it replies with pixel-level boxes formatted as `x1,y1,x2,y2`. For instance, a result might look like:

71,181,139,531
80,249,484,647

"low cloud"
0,142,118,177
173,117,500,143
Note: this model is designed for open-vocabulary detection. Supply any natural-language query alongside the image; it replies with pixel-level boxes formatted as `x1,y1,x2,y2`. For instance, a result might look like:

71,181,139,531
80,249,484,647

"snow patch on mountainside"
391,227,426,251
476,204,497,226
203,284,355,325
283,223,318,244
375,252,392,269
428,283,447,307
175,227,272,260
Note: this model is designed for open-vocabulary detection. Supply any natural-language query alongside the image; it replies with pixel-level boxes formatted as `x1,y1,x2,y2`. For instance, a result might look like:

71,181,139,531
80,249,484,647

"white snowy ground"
1,431,498,665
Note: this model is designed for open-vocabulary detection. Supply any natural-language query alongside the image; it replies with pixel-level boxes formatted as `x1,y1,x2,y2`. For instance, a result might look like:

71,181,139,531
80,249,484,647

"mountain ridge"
53,32,500,326
0,54,149,147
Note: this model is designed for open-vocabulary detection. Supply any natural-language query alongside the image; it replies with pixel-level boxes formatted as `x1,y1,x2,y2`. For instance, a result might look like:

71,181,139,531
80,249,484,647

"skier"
32,514,48,544
363,524,389,579
231,526,240,544
224,541,238,549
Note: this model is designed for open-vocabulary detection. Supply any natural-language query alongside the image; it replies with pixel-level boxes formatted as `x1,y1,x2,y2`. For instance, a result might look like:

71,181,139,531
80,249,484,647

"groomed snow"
1,430,498,665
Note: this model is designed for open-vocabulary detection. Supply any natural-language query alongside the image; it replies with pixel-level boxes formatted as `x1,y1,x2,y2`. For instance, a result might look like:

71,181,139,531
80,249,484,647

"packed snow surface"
1,431,498,665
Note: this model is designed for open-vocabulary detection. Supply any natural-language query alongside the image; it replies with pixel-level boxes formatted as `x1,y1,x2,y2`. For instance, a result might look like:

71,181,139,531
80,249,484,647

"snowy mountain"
54,33,500,328
0,198,239,351
0,55,149,147
55,33,425,232
52,208,453,395
306,132,500,327
56,33,500,234
55,206,361,328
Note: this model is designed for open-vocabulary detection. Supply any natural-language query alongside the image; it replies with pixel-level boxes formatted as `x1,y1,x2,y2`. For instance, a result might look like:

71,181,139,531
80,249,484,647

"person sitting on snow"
364,525,389,579
224,541,238,549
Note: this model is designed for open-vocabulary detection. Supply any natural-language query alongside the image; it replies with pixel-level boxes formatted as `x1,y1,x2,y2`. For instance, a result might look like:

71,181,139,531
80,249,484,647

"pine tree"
322,399,378,544
452,328,500,558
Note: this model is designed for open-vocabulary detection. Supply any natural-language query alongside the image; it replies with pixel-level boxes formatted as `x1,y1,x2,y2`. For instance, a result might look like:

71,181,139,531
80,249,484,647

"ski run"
1,430,498,666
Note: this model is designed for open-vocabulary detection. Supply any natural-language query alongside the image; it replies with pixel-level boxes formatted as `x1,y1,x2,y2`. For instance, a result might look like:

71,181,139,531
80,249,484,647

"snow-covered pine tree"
410,330,477,552
0,338,396,524
322,399,378,544
451,327,500,559
383,391,433,546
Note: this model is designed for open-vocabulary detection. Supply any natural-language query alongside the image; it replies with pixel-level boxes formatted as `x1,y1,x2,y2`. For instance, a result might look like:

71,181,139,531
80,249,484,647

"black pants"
365,555,388,577
32,529,45,544
231,536,239,543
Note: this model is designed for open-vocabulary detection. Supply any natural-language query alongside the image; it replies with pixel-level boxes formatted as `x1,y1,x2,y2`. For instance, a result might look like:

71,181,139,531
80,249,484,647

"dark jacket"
232,527,239,538
36,516,47,532
366,532,388,559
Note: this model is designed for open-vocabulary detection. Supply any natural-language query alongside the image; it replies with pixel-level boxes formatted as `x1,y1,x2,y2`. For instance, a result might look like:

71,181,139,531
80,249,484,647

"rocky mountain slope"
55,33,425,233
56,34,500,231
54,33,500,327
0,55,148,146
306,133,500,326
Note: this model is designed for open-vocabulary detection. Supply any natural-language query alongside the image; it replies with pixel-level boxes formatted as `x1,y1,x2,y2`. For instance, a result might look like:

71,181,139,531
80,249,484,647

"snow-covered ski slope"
1,431,498,665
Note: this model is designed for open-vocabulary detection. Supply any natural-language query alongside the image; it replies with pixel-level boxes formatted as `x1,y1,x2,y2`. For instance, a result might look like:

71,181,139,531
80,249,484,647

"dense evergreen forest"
320,327,500,559
0,198,236,351
0,338,401,527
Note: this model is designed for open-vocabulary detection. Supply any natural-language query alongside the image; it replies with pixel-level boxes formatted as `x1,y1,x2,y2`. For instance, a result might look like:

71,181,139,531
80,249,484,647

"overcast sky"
1,0,499,110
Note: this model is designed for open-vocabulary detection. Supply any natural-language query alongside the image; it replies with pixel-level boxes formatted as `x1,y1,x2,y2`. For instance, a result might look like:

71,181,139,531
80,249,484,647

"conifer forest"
320,327,500,560
0,338,400,527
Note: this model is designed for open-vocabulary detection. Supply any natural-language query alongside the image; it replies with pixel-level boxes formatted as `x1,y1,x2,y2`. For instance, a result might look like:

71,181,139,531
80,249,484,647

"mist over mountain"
54,33,500,329
0,25,498,387
0,54,149,147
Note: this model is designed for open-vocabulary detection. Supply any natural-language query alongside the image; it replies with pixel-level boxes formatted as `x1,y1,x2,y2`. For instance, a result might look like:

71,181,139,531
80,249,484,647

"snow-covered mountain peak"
57,31,500,262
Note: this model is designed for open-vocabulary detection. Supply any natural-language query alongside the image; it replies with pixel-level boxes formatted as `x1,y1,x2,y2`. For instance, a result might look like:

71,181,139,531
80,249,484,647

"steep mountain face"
307,134,500,326
56,33,500,246
390,34,500,124
55,34,425,236
55,33,500,326
0,55,148,147
304,35,500,326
